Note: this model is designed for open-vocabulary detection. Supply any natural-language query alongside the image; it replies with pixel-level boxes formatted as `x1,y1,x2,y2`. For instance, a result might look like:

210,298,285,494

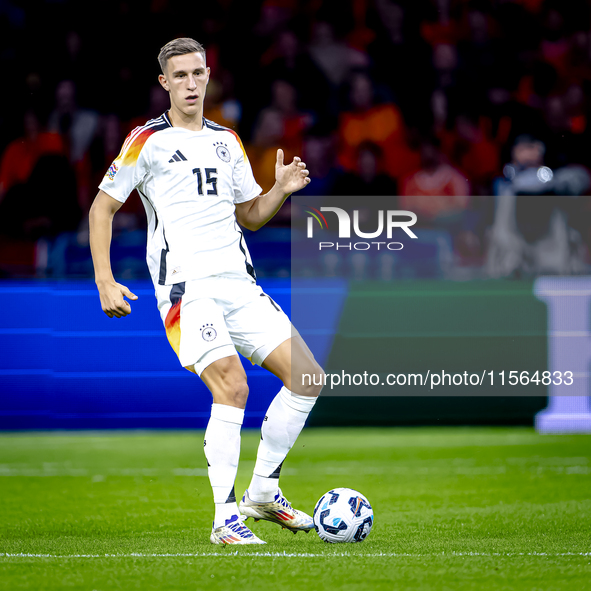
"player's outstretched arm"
235,149,310,231
89,190,138,318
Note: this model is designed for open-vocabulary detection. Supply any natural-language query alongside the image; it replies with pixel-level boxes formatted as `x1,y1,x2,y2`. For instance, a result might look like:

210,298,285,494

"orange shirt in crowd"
0,132,64,196
246,144,281,195
338,104,407,175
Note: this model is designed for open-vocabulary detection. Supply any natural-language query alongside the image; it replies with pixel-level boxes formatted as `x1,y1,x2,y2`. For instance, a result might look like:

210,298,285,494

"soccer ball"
313,488,374,543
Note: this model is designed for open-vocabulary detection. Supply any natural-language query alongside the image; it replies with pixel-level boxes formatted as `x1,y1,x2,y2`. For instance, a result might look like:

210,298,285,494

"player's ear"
158,74,170,92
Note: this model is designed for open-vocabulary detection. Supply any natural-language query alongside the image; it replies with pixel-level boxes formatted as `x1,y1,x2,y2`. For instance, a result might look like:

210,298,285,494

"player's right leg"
156,281,264,544
199,355,265,545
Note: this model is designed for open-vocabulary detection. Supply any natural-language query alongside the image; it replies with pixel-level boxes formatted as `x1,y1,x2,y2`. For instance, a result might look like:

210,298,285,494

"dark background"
2,0,591,279
1,0,590,428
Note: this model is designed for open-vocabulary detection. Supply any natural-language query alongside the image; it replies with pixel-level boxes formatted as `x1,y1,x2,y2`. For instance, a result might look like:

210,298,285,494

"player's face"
159,52,210,118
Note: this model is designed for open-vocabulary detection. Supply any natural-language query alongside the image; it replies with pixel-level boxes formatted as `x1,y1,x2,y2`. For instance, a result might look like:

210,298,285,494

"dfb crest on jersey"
201,323,217,342
215,142,231,163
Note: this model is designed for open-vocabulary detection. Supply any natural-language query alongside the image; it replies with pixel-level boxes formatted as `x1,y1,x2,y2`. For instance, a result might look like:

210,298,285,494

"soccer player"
89,38,324,545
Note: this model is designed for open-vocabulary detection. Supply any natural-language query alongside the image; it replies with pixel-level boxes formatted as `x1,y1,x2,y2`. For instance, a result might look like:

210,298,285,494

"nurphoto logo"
305,206,418,251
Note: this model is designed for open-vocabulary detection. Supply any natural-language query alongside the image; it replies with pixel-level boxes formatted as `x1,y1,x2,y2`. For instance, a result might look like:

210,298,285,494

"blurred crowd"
1,0,591,278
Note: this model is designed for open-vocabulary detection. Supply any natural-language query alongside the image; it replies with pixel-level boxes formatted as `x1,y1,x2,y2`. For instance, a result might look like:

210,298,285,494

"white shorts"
155,276,296,375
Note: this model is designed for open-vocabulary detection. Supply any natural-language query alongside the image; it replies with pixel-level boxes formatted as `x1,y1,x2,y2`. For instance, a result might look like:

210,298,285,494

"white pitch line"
0,552,589,559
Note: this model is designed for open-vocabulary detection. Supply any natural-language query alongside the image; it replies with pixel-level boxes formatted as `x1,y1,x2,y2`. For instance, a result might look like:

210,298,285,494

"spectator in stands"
48,80,99,166
337,71,416,181
496,134,590,201
332,142,397,197
0,111,65,203
368,2,433,133
308,21,368,90
203,71,242,131
0,109,79,243
400,140,470,228
258,80,311,157
2,0,591,278
331,141,399,281
262,30,330,118
295,133,339,199
48,80,99,212
432,43,459,92
454,113,501,195
250,79,312,192
487,134,591,277
127,84,170,133
0,108,79,278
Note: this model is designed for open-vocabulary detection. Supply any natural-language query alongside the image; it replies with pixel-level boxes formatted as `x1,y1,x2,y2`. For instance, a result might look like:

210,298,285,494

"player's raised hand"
97,281,138,318
275,149,311,195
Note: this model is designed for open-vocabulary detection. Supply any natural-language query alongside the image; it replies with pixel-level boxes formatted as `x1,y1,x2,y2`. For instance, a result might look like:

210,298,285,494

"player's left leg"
253,335,323,489
222,279,323,531
240,335,324,532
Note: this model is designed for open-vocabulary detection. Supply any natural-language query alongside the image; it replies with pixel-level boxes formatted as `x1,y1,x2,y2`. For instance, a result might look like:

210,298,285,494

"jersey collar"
162,110,207,131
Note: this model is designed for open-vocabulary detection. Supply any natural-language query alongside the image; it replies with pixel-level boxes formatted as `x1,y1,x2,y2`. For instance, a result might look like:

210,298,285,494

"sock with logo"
248,386,317,503
204,403,244,528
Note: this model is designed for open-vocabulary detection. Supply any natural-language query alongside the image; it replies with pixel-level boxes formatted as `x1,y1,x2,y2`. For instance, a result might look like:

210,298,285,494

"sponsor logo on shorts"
201,324,217,342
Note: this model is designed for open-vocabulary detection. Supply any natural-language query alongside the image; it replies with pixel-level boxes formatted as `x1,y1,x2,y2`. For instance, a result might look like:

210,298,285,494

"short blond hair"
158,38,206,74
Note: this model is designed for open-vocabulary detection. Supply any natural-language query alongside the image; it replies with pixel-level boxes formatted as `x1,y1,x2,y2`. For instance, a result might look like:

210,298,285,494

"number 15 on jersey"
193,167,218,195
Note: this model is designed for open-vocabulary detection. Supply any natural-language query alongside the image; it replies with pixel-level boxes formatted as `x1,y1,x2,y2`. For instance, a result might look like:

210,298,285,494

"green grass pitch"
1,427,590,590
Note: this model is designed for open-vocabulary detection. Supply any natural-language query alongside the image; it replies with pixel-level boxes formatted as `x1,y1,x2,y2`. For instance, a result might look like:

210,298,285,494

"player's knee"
226,379,249,408
298,362,325,397
213,375,249,408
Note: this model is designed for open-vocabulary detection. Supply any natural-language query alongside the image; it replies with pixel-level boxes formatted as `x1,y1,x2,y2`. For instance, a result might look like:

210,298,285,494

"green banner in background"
290,196,591,426
326,280,548,396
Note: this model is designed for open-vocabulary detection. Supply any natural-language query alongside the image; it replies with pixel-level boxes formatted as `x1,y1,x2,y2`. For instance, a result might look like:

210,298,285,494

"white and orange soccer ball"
313,488,374,543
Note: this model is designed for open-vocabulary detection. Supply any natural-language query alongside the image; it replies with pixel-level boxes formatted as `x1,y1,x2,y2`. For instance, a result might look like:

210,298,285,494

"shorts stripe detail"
158,249,168,285
158,230,170,286
261,293,280,312
237,230,256,280
164,300,182,356
170,282,186,306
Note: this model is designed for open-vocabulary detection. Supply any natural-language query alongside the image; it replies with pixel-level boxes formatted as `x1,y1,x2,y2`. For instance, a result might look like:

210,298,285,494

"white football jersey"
99,112,262,286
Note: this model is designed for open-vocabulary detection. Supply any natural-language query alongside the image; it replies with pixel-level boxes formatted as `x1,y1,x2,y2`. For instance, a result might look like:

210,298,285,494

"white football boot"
239,488,314,533
210,514,266,545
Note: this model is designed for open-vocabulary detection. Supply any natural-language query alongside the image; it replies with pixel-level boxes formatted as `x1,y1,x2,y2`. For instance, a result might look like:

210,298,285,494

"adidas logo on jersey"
168,150,187,163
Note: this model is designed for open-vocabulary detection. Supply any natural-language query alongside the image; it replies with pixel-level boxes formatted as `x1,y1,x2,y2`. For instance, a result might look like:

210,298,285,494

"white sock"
204,403,244,528
248,386,317,502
